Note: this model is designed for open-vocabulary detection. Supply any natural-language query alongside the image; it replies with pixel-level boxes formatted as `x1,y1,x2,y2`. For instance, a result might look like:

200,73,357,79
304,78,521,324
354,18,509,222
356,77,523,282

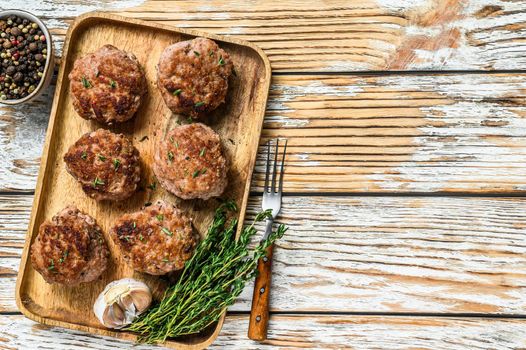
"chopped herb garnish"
156,214,164,221
187,117,193,123
81,151,87,160
209,50,214,57
59,250,69,264
184,169,189,177
132,222,137,229
109,79,117,88
192,169,201,178
138,234,144,241
175,141,179,148
93,177,105,187
113,158,121,171
169,136,175,144
148,182,157,190
168,151,174,162
124,236,131,242
195,101,205,107
162,227,173,236
48,259,55,270
81,76,92,88
97,154,106,161
199,148,206,157
201,168,207,174
162,258,169,262
173,89,182,96
218,56,225,65
193,50,200,57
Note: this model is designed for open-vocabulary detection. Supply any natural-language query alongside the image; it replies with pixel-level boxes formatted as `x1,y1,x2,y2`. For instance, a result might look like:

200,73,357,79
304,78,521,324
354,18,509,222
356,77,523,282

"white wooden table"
1,0,526,348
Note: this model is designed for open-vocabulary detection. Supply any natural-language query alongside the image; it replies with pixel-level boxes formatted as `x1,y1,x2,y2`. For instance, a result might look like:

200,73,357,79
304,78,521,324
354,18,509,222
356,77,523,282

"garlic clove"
94,278,152,329
110,303,126,327
128,288,152,313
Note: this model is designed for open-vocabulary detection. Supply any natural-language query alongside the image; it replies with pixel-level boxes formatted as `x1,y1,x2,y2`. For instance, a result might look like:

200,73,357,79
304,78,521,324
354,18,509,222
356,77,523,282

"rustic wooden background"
2,0,526,348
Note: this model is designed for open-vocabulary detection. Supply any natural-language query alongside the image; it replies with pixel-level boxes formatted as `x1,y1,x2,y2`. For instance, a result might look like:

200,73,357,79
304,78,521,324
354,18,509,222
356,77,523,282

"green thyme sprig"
126,201,286,344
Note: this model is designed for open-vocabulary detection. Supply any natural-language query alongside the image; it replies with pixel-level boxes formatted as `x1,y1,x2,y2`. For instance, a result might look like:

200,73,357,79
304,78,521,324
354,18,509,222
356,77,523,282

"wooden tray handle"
248,243,274,341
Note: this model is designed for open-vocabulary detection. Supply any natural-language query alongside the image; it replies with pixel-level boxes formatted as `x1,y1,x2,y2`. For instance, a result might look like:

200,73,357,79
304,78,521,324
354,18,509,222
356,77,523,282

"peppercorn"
13,72,23,82
0,15,47,100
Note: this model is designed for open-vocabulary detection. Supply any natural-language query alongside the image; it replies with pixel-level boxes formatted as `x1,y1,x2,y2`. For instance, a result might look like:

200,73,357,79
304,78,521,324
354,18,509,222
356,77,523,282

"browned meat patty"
153,123,228,200
69,44,147,125
64,129,141,201
157,37,233,118
30,206,109,286
110,200,198,275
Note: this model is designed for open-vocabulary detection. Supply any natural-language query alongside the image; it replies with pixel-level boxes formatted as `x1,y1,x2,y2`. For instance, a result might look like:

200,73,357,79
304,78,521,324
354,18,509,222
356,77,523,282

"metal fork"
248,138,287,341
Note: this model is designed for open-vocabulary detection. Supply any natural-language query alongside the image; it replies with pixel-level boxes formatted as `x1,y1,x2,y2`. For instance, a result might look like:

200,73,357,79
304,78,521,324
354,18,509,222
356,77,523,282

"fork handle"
248,219,274,341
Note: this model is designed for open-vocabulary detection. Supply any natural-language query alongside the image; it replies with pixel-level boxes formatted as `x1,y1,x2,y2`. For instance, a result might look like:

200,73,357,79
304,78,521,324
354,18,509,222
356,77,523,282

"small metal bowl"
0,9,54,105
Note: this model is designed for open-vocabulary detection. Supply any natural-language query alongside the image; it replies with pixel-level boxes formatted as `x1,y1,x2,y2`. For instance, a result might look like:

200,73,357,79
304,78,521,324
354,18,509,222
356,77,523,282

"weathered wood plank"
1,314,525,350
4,73,526,193
3,194,526,314
17,0,526,71
253,73,526,193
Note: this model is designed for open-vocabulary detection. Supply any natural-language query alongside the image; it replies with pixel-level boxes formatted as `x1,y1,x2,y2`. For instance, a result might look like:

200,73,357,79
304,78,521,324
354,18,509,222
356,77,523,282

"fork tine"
264,141,271,193
271,139,279,193
278,139,288,193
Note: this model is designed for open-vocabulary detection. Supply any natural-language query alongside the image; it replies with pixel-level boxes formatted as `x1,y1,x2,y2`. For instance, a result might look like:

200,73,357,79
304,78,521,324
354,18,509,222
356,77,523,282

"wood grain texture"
15,0,526,71
5,73,526,194
14,12,270,349
248,244,274,340
1,314,526,350
3,1,526,348
4,194,526,315
257,73,526,193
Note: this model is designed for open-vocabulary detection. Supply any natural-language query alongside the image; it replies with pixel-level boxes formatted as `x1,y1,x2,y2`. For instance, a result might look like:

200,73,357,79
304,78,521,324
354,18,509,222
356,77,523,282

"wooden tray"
15,12,271,349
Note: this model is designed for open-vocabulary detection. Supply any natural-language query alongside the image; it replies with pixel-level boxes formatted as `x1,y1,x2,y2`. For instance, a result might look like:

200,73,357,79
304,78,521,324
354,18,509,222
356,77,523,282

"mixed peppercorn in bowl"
0,9,54,105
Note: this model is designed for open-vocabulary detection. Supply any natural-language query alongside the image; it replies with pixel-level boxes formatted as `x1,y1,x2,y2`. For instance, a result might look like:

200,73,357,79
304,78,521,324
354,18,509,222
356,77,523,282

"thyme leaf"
126,201,287,343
